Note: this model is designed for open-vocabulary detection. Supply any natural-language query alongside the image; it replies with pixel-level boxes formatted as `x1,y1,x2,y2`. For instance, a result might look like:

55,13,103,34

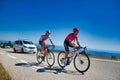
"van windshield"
23,40,33,44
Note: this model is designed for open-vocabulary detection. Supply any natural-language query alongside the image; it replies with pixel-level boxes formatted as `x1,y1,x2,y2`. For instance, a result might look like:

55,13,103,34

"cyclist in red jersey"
63,28,83,65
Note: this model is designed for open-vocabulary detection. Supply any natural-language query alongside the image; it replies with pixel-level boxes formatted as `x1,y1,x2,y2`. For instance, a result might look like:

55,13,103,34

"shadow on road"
15,63,29,67
36,66,84,75
15,62,39,67
6,51,14,53
15,62,84,75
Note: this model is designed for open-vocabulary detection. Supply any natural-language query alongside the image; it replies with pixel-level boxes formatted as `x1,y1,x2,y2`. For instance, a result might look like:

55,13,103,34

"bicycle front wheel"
46,51,55,67
74,51,90,73
36,51,43,64
57,51,66,68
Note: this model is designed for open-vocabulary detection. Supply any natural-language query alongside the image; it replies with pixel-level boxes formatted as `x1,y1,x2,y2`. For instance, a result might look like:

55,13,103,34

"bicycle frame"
39,45,54,56
68,47,86,64
46,45,55,53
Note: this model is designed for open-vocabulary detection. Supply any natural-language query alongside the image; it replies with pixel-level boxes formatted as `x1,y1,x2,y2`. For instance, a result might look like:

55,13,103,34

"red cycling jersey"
65,33,78,42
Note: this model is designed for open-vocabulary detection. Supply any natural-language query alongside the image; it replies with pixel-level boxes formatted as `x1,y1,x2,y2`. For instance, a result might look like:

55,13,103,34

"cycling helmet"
73,28,79,33
46,30,50,34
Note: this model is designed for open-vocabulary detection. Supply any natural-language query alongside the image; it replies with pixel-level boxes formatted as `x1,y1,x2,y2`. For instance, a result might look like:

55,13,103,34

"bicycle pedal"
42,56,45,61
66,62,70,65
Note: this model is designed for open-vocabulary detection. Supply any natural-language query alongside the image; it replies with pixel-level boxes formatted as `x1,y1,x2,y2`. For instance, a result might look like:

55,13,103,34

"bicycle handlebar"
46,45,55,50
76,46,87,51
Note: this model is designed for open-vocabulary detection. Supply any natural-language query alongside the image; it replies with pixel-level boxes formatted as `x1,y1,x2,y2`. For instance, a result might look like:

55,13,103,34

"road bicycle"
57,47,90,73
36,45,55,67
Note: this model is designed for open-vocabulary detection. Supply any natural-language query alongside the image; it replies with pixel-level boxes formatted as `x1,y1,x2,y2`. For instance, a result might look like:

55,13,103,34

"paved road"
0,48,120,80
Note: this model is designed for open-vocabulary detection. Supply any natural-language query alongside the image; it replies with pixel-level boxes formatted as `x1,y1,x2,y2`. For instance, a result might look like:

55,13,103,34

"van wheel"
21,48,24,53
14,48,16,53
33,52,36,54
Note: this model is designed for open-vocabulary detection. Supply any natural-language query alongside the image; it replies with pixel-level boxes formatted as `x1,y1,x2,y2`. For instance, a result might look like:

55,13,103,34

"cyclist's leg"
64,40,74,58
38,41,42,55
40,41,47,56
64,40,70,60
63,40,73,66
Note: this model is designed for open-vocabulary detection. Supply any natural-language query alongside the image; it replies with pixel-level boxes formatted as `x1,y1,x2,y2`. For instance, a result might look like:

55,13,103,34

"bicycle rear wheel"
46,51,55,67
36,51,43,64
57,51,66,68
74,51,90,73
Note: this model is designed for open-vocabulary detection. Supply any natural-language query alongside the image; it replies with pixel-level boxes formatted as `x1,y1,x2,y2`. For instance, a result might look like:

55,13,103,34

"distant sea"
1,40,120,59
35,44,120,59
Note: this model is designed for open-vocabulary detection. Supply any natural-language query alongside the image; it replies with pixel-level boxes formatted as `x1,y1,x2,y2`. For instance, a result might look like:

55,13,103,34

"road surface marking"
20,60,29,63
7,55,17,59
32,66,43,69
20,60,44,69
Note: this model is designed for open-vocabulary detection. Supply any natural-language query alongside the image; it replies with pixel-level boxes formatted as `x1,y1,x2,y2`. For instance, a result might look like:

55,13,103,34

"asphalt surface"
0,48,120,80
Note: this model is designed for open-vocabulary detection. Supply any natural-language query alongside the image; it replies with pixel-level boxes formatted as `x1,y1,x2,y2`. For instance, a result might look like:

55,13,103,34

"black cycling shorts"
64,40,73,51
39,41,43,45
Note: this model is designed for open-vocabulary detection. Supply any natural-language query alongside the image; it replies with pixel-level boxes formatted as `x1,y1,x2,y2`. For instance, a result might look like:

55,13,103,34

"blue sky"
0,0,120,52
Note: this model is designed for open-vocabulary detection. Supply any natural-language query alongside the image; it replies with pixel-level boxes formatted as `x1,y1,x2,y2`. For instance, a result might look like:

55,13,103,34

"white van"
13,40,37,53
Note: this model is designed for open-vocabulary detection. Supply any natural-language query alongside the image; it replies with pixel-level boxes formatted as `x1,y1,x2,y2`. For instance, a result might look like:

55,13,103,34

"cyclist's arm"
76,38,82,48
49,38,54,46
76,40,81,47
